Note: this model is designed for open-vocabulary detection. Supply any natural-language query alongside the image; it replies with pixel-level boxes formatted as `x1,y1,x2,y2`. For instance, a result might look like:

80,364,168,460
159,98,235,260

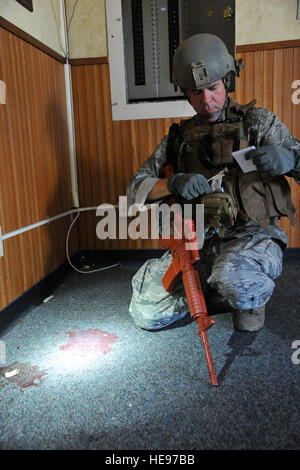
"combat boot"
232,306,265,332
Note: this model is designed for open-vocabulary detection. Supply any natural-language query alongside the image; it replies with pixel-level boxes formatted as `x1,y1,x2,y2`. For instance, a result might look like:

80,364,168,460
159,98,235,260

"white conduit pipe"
59,0,79,209
1,207,97,242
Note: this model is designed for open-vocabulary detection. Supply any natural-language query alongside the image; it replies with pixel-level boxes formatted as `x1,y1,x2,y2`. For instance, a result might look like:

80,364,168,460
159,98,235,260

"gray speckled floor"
0,259,299,450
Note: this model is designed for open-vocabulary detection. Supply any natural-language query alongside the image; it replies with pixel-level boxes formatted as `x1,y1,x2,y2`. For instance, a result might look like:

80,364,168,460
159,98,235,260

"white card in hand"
232,146,257,173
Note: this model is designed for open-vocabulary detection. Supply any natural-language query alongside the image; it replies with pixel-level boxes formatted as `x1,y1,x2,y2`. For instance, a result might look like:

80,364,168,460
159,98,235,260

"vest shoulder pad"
166,122,184,170
228,99,257,118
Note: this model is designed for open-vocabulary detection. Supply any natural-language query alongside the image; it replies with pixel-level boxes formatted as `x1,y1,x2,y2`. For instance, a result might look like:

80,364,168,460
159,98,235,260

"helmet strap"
222,74,231,92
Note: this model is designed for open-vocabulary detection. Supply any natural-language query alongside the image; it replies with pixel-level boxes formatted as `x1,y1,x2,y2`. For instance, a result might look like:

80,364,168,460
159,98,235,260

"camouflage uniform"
127,100,300,330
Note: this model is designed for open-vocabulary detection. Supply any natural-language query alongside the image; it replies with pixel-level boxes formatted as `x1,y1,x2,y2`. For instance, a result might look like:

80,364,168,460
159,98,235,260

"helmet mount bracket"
191,61,210,89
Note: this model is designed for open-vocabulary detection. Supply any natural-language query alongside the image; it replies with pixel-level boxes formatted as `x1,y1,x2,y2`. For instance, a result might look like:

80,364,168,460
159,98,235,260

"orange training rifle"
160,165,219,386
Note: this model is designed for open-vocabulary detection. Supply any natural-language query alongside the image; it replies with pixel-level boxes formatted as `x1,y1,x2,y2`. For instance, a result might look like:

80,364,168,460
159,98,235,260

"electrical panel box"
122,0,236,102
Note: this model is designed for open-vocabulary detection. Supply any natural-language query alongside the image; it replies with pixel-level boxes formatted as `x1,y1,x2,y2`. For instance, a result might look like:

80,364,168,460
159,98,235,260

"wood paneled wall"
71,61,180,250
0,27,78,310
71,43,300,250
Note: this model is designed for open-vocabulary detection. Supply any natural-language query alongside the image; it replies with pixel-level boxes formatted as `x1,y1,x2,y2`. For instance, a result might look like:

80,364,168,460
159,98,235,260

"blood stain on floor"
59,329,119,358
0,362,47,389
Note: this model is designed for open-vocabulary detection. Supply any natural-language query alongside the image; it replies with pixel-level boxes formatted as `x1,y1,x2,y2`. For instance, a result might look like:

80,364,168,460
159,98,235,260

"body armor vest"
166,97,296,229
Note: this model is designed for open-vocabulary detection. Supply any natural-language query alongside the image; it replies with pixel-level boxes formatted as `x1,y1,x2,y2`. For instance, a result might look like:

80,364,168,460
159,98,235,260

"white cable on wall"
65,209,119,274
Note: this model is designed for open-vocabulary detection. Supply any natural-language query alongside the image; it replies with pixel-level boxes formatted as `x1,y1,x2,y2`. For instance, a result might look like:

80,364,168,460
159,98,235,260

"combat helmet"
172,33,243,92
